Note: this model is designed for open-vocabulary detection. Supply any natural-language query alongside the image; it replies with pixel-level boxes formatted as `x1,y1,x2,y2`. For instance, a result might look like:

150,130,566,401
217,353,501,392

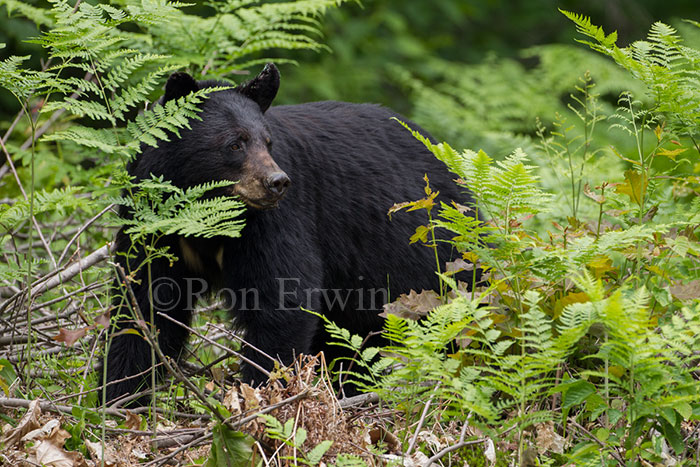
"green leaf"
307,440,333,465
558,379,596,409
206,424,253,467
656,416,684,454
294,427,307,448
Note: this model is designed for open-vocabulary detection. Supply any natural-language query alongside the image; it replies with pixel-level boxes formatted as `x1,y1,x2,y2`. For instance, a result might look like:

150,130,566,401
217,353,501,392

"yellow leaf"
410,225,430,244
423,174,432,195
462,251,480,263
406,192,438,212
615,169,647,205
588,255,615,279
609,365,625,378
657,147,687,160
554,292,589,318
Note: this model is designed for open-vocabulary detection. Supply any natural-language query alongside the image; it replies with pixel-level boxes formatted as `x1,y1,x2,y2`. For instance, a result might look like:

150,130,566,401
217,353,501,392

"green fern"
563,11,700,140
115,176,246,240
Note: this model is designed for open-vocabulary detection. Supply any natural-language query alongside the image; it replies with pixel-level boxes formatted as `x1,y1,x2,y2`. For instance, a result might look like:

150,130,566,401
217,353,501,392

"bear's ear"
235,63,280,113
163,72,199,103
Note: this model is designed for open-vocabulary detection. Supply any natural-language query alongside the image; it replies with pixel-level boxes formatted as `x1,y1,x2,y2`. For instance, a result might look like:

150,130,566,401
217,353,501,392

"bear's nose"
265,172,291,197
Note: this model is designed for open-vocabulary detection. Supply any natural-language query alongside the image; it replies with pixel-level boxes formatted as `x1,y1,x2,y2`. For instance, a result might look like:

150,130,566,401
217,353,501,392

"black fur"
105,64,476,402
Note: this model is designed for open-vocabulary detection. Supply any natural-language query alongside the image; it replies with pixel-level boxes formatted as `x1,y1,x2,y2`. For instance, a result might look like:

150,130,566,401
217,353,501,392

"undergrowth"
327,13,700,466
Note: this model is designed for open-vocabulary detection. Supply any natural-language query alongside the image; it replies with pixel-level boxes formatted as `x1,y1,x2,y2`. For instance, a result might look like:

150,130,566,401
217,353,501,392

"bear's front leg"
228,272,322,386
235,277,321,385
105,235,201,404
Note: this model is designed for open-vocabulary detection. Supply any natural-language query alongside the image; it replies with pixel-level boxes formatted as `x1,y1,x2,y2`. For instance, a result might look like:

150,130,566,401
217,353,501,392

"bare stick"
158,312,271,378
338,391,379,409
31,244,111,296
57,203,114,265
425,421,485,466
406,382,442,456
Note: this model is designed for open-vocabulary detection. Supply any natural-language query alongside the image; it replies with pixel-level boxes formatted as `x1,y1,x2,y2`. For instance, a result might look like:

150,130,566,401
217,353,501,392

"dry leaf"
22,419,61,442
3,399,41,447
445,258,474,273
367,426,400,453
670,280,700,300
536,421,566,454
95,311,111,328
123,410,142,431
53,327,90,346
28,423,88,467
240,383,262,410
583,183,605,204
484,438,496,466
380,289,442,320
85,439,118,466
223,386,242,414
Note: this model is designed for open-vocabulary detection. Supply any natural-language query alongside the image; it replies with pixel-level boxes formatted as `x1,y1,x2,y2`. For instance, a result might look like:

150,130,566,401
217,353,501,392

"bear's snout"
264,171,291,198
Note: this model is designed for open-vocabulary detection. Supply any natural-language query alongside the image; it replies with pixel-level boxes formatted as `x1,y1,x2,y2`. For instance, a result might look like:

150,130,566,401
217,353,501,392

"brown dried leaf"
29,423,88,467
583,183,605,204
95,311,111,328
85,439,118,467
367,426,400,453
535,421,566,454
123,410,142,431
445,258,474,273
670,279,700,300
380,289,442,320
223,386,242,415
240,383,262,411
53,327,90,346
2,399,41,447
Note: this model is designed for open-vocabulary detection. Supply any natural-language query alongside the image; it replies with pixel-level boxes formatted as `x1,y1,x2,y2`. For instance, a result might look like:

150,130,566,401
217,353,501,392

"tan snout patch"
232,149,286,209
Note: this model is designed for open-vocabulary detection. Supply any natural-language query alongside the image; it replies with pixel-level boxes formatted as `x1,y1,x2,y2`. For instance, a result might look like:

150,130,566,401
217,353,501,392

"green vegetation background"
2,0,699,134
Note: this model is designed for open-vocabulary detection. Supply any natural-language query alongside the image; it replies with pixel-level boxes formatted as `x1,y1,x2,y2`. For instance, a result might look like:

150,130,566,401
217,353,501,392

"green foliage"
114,176,245,240
206,423,254,467
563,10,700,141
259,414,334,466
321,14,700,464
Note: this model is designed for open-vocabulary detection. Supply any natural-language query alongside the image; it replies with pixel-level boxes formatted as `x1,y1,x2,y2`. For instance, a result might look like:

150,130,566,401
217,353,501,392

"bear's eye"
231,142,242,151
266,138,272,148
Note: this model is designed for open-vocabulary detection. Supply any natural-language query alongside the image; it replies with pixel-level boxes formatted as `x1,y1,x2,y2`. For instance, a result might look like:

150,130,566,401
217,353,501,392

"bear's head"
145,64,290,210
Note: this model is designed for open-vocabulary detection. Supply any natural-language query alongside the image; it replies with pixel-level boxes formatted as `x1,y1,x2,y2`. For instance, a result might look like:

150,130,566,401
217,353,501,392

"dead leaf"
484,438,496,466
123,410,142,431
450,201,473,214
27,422,88,467
380,289,442,320
536,421,566,454
583,183,605,204
240,383,262,410
22,419,61,442
53,327,90,346
367,426,400,453
670,280,700,300
85,439,118,466
223,386,242,414
95,311,111,328
3,399,41,447
445,258,474,273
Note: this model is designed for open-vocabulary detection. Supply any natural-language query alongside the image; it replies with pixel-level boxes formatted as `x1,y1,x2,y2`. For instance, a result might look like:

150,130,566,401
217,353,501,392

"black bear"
105,64,476,403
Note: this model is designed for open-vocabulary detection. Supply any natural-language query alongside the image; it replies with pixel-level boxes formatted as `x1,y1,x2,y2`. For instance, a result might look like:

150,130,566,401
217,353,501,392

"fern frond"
126,86,227,150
